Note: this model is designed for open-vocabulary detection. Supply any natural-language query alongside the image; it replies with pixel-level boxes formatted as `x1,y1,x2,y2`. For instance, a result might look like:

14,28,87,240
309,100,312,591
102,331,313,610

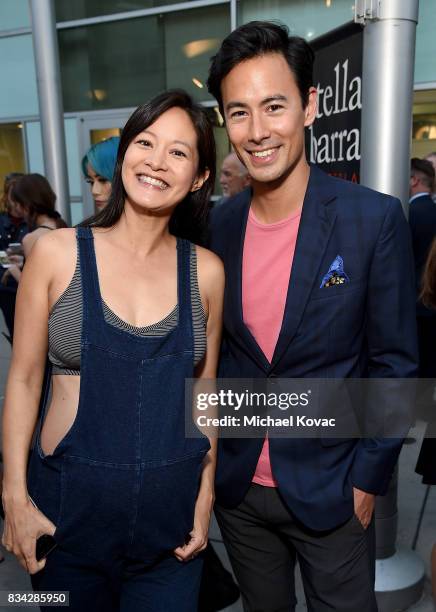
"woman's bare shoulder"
195,245,224,274
31,227,76,249
24,228,77,272
195,245,225,300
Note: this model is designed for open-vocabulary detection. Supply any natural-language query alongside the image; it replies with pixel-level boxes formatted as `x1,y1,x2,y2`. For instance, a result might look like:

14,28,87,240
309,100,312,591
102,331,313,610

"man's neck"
251,159,310,224
409,189,431,203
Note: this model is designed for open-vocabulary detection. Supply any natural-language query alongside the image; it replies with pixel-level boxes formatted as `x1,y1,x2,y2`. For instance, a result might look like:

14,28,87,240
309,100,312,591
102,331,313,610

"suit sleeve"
350,196,418,495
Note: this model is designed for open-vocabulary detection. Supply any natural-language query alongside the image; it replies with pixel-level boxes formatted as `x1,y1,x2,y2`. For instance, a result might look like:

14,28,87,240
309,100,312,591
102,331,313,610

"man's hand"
353,487,375,530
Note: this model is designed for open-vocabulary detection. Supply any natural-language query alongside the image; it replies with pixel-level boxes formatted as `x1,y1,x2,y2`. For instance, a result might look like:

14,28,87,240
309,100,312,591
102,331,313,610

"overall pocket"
26,450,63,536
130,452,206,562
54,456,137,561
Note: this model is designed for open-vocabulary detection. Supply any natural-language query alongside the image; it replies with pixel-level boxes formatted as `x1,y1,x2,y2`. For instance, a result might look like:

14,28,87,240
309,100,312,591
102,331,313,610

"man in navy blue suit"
207,21,417,611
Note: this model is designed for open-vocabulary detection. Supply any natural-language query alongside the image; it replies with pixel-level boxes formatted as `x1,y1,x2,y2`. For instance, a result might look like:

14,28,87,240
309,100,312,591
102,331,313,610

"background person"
1,174,67,287
0,174,66,340
424,152,436,203
0,173,28,250
2,90,223,612
216,152,251,207
81,136,120,212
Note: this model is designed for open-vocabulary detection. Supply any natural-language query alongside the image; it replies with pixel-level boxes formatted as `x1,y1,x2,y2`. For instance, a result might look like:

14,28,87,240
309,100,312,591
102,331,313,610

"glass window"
0,35,39,118
0,0,30,31
55,0,199,22
165,7,228,96
70,200,84,225
412,89,436,159
58,16,165,112
58,5,229,112
238,0,354,41
0,123,26,204
415,0,436,84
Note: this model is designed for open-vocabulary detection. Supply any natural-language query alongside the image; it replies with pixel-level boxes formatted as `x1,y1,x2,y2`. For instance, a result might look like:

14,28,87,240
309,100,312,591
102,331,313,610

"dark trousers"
215,484,377,612
31,546,203,612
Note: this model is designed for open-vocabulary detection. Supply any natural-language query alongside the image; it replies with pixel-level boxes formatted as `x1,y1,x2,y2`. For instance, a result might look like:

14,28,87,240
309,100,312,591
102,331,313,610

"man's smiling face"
221,53,316,187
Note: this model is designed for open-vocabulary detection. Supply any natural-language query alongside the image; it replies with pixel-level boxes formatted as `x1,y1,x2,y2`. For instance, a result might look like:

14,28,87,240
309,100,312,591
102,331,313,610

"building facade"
1,0,435,222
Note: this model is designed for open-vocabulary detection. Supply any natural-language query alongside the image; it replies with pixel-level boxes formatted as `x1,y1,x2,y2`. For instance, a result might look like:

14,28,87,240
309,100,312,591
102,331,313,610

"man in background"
424,152,436,202
215,152,251,207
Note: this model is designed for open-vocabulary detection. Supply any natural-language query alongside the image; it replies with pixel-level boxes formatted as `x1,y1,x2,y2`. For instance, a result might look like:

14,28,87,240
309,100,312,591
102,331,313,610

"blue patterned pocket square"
320,255,350,288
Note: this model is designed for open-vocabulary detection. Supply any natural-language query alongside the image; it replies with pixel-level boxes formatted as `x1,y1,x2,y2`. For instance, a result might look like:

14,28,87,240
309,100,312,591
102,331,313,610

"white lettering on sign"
311,58,361,165
309,126,360,163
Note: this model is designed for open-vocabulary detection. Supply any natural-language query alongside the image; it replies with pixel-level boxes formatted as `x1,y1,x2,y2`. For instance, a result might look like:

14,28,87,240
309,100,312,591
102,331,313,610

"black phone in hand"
35,534,57,561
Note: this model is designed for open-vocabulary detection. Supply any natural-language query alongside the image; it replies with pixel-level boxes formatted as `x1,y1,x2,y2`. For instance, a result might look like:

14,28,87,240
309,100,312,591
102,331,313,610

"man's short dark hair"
207,21,315,115
411,157,435,190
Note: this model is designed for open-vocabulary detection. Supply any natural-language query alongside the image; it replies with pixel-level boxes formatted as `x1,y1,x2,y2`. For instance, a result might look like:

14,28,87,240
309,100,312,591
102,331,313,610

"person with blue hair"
82,136,120,211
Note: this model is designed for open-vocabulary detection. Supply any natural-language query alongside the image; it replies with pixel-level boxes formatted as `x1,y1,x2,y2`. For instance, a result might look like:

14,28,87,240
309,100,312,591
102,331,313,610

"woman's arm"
174,246,224,562
1,233,59,574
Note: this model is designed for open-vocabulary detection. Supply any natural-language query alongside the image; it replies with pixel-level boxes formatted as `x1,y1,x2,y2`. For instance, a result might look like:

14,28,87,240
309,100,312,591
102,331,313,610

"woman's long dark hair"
9,173,66,229
81,90,216,244
421,237,436,310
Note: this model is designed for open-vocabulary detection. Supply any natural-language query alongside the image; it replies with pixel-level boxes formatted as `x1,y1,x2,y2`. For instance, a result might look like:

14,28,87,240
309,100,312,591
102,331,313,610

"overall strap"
176,238,194,337
76,227,104,330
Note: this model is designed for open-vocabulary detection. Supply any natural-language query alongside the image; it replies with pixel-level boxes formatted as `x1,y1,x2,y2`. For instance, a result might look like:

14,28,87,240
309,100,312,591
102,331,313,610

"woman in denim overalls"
1,91,223,611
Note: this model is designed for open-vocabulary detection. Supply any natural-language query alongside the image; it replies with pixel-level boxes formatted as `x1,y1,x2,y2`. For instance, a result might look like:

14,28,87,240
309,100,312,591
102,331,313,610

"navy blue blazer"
209,165,418,531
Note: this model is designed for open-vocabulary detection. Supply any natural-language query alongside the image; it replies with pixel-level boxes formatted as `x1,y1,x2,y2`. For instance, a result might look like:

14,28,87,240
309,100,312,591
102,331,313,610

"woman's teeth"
138,175,168,189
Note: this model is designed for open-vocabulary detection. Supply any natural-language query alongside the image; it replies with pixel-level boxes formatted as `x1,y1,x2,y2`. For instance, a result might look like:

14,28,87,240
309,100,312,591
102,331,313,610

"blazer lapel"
224,190,271,372
270,166,337,371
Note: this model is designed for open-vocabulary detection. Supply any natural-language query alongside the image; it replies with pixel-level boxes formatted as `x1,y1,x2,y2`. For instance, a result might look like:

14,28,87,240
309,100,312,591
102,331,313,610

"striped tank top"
48,239,207,375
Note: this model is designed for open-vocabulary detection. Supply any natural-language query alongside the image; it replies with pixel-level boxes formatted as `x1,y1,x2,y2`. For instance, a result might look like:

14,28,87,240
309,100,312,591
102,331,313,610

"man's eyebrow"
225,94,288,112
225,101,248,111
262,94,288,105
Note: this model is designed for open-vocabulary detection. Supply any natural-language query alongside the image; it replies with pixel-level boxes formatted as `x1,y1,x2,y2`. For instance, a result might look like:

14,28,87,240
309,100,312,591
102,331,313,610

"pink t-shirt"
242,207,301,487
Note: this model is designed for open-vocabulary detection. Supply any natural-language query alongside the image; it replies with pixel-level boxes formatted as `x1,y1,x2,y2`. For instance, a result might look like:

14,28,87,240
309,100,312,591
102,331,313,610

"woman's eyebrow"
172,140,192,151
138,131,192,151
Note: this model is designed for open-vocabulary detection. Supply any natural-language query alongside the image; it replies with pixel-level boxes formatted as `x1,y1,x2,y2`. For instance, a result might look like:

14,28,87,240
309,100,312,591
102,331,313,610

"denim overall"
27,227,210,567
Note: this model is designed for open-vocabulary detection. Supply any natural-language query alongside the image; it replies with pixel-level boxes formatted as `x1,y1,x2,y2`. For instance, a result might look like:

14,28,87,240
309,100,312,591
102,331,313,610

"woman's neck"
35,214,56,228
102,205,176,258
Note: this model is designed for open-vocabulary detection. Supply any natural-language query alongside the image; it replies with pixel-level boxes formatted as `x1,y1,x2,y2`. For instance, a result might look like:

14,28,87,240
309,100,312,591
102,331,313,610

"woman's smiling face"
121,106,207,214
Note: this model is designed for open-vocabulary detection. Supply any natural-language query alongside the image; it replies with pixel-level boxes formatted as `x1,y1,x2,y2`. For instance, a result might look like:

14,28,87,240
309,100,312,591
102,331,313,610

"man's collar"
409,192,431,204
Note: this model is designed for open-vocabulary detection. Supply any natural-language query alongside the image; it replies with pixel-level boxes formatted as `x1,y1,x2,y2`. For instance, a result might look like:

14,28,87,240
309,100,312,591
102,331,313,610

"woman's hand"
2,495,56,574
173,489,214,562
